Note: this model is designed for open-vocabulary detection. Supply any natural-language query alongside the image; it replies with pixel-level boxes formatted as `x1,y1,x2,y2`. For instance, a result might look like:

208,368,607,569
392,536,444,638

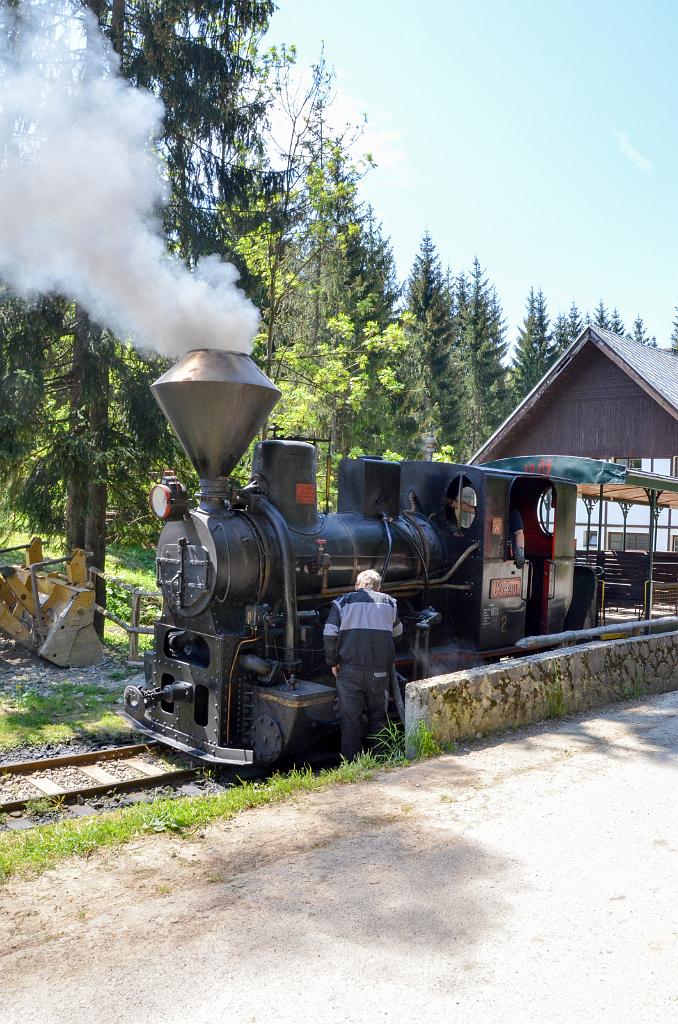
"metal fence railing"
88,566,161,666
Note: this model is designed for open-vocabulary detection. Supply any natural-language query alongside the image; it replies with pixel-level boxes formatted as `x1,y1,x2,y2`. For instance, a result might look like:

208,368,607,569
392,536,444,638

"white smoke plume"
0,0,260,357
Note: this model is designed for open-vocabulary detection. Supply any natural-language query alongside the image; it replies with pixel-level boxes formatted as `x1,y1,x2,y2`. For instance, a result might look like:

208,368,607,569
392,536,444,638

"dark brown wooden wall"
486,342,678,459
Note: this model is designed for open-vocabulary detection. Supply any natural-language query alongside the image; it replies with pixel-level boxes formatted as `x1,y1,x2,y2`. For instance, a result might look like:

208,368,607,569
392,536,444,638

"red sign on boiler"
296,482,317,505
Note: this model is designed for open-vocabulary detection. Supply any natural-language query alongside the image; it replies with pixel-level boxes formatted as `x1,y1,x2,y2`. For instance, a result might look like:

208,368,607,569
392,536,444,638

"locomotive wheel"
252,715,284,764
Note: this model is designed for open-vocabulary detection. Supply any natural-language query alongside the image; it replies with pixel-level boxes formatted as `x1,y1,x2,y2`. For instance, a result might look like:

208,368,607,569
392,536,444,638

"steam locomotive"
121,349,591,766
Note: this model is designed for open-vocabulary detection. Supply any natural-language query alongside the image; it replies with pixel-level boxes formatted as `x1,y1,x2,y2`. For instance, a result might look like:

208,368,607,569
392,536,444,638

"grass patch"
97,543,160,658
373,719,454,762
106,543,157,590
24,795,66,817
0,710,457,883
0,754,382,883
627,666,647,699
371,720,410,764
408,720,448,758
0,682,130,751
0,530,63,561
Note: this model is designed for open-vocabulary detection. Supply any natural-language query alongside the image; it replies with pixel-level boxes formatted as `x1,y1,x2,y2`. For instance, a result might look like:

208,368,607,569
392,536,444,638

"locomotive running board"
117,710,254,765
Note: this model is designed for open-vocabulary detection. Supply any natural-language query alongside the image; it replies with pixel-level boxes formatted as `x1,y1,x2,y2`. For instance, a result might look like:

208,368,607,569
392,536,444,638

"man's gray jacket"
323,589,403,671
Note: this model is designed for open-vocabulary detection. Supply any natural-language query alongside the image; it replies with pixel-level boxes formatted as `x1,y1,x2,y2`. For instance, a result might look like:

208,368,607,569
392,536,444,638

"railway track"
0,742,200,814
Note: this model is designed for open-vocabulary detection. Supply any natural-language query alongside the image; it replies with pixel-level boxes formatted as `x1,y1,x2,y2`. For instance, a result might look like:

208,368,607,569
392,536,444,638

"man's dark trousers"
335,666,389,760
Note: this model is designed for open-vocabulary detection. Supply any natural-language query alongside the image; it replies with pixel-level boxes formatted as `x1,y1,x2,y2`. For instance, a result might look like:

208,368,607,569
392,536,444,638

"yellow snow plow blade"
0,538,103,667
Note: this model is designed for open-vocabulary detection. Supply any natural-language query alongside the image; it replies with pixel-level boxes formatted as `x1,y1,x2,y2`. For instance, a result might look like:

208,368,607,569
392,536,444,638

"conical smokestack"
152,350,281,486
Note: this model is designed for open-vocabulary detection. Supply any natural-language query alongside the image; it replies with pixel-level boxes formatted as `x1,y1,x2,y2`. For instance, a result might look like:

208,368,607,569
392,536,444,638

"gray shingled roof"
591,325,678,412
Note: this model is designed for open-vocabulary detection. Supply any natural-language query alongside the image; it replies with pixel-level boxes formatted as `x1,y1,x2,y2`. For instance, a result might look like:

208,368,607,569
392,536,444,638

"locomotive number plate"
489,577,521,599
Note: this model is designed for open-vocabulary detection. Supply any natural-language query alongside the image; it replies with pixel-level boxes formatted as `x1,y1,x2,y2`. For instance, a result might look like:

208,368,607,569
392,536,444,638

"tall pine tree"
593,301,610,330
553,302,584,354
404,232,460,451
511,287,555,401
631,315,657,347
609,308,625,334
671,306,678,353
568,302,584,344
457,258,508,458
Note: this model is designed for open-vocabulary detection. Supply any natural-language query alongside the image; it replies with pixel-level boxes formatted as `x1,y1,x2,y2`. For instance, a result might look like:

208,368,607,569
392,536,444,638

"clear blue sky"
265,0,678,348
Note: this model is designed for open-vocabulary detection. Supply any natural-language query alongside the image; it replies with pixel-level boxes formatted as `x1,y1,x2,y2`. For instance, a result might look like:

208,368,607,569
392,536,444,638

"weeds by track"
0,742,200,814
0,721,444,882
0,753,386,882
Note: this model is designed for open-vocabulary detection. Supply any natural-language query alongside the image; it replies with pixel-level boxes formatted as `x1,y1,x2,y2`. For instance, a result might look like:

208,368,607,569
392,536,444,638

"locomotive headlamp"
149,470,189,520
150,483,172,519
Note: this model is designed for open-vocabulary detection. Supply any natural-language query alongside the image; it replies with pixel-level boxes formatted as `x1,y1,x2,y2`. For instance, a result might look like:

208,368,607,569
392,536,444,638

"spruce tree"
609,308,625,335
568,302,584,343
511,287,555,401
404,232,460,451
458,258,508,458
552,312,569,354
631,315,657,347
553,302,584,354
670,307,678,353
593,301,610,330
121,0,275,262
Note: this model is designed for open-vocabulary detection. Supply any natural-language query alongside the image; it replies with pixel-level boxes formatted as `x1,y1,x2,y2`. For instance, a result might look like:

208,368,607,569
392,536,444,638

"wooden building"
472,325,678,550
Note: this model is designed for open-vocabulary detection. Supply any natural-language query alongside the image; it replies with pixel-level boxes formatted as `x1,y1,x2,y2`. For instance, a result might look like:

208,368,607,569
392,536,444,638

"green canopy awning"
482,455,678,508
484,456,627,486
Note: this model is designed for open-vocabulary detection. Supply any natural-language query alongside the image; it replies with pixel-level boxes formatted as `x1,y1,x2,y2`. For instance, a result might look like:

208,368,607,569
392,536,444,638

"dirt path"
3,692,678,1024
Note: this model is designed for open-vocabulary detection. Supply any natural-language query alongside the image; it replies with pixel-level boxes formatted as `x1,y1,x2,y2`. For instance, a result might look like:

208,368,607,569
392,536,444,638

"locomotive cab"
508,476,576,637
399,463,576,652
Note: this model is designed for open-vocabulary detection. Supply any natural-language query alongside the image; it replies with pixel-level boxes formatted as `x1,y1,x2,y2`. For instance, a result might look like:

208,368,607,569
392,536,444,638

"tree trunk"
75,0,123,638
85,338,109,638
65,306,88,552
66,303,109,638
111,0,125,58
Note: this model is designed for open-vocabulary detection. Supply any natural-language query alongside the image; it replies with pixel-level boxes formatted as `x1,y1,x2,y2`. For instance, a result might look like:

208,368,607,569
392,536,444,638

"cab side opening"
509,478,556,636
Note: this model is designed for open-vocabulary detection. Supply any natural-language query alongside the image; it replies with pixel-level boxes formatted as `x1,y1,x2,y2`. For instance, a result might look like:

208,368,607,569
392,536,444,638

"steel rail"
0,741,156,774
0,742,199,814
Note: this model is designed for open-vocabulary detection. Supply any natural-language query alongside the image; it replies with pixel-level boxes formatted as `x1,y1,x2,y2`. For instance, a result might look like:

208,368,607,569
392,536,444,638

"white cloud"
330,89,408,179
613,130,653,173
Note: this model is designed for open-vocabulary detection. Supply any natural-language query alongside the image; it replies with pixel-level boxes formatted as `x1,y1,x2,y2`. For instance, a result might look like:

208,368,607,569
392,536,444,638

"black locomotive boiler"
121,349,586,766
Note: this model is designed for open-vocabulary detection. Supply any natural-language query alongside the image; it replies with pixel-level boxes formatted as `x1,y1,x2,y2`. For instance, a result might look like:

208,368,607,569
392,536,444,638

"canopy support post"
618,501,632,551
643,489,662,622
582,497,597,562
597,484,604,552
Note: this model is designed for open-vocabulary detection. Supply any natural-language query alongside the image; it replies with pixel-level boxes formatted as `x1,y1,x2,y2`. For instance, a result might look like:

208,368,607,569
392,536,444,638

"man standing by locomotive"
323,569,403,760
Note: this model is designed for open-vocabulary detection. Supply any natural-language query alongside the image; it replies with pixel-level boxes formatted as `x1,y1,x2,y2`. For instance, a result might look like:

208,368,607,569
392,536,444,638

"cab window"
445,475,477,530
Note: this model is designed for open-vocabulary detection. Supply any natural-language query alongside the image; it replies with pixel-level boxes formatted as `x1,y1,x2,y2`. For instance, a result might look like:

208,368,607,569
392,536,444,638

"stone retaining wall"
404,631,678,750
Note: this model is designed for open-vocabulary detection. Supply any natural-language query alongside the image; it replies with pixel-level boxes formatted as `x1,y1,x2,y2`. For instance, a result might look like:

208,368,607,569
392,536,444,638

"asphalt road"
4,691,678,1023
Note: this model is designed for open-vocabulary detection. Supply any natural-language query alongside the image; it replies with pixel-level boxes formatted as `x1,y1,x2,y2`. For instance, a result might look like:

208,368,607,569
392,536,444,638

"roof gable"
472,326,678,463
588,326,678,415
